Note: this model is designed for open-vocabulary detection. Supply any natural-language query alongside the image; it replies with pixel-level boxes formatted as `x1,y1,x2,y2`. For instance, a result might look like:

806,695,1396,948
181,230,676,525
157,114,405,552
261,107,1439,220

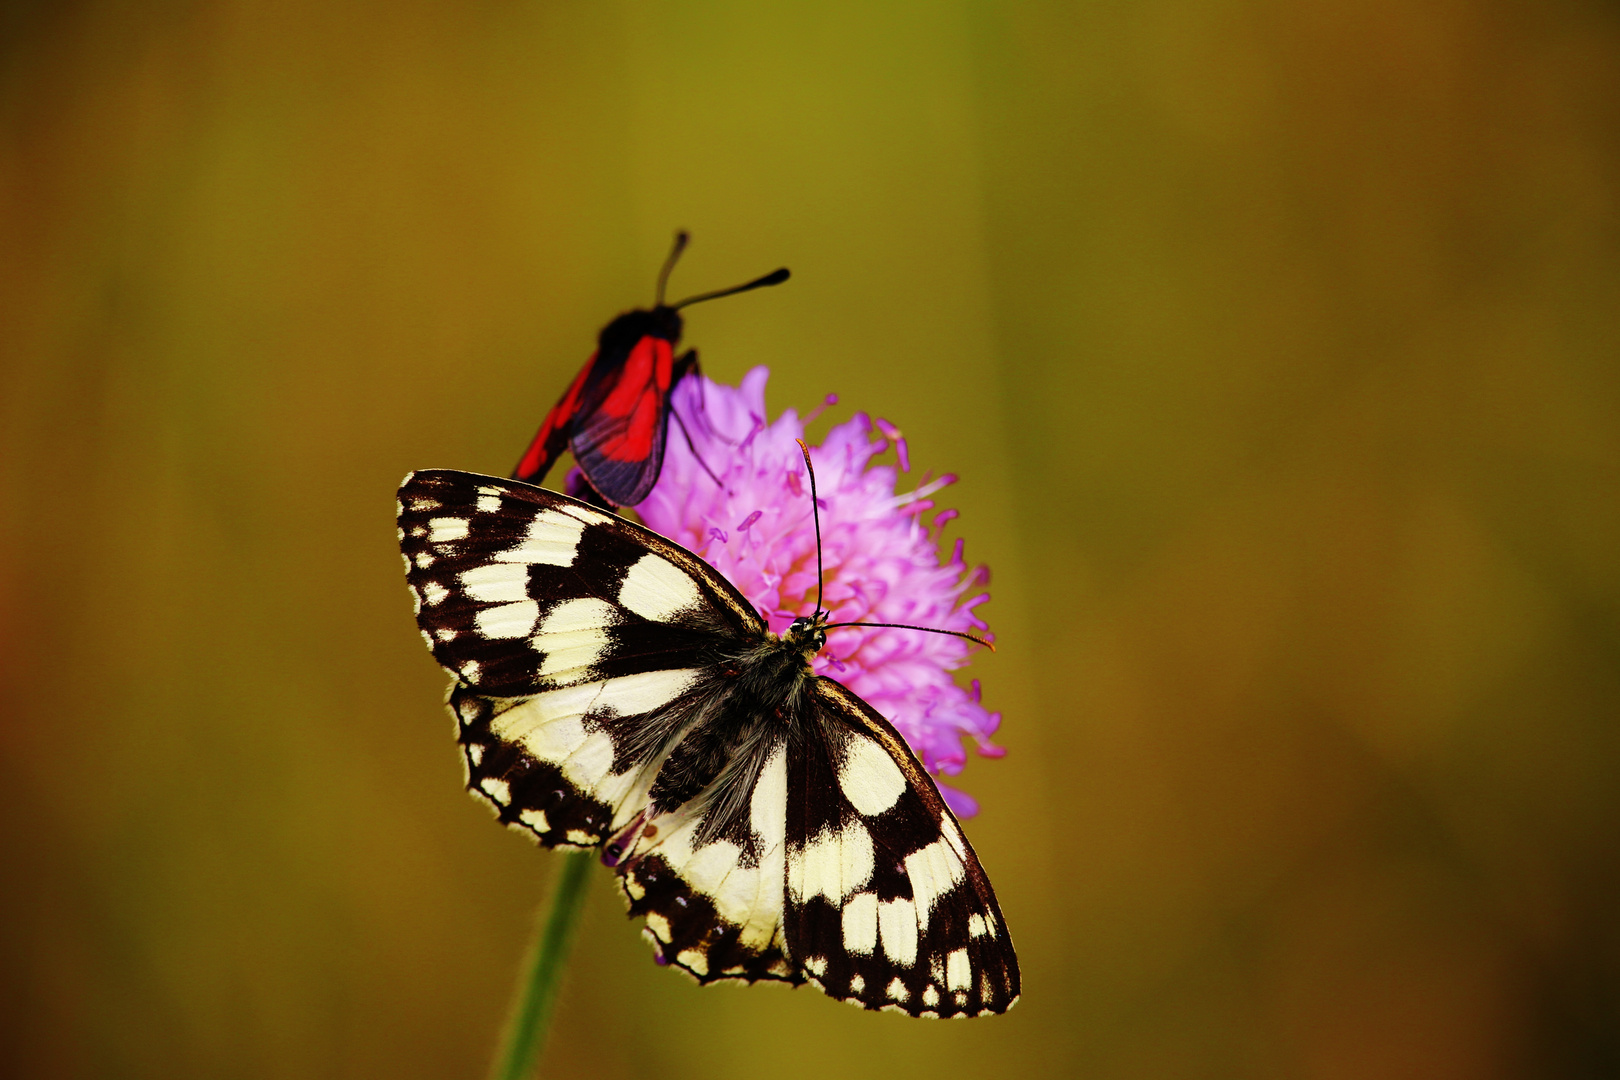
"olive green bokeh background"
4,2,1619,1077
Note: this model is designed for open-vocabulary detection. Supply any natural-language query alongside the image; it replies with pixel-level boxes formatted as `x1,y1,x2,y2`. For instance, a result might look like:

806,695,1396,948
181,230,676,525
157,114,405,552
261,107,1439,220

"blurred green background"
4,1,1620,1077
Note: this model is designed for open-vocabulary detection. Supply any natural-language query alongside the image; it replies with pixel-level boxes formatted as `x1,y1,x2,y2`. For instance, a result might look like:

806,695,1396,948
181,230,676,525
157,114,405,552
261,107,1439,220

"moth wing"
569,335,676,506
512,354,596,487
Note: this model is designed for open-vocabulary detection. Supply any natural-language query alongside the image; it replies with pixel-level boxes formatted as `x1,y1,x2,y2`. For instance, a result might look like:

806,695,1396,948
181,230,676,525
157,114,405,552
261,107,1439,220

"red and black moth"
512,233,789,508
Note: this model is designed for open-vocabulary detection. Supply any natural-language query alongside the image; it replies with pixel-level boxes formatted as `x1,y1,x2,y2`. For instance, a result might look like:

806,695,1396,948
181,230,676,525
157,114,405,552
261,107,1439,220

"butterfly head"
783,613,828,655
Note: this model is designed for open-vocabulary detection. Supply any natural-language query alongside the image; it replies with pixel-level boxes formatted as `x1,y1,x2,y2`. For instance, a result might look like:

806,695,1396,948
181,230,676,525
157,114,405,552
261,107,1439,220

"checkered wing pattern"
397,469,1017,1016
781,679,1019,1016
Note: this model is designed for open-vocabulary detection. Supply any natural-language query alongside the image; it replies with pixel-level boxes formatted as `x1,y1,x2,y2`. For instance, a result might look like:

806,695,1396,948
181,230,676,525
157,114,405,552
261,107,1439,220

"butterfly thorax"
642,616,827,818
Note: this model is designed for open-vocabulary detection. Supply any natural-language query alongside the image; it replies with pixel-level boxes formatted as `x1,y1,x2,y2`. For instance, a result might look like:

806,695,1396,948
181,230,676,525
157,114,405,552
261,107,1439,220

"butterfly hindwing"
612,734,803,986
782,678,1020,1017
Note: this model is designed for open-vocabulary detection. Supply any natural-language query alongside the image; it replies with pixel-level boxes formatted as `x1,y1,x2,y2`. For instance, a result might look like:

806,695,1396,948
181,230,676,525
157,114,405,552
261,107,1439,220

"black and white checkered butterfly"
397,468,1019,1017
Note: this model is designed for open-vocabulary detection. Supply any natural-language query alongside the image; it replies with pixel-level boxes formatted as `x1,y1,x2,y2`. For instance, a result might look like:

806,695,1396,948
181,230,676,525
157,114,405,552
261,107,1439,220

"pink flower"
627,367,1003,817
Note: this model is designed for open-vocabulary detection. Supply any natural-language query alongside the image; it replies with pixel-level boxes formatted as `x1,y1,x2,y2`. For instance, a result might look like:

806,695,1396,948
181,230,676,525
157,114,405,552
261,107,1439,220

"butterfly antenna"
673,267,790,311
655,230,691,307
822,621,996,652
796,439,825,618
795,439,993,652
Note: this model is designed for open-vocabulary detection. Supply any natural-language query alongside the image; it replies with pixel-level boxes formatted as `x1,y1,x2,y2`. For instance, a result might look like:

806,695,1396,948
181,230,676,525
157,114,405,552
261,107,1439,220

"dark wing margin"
397,469,764,850
781,677,1020,1017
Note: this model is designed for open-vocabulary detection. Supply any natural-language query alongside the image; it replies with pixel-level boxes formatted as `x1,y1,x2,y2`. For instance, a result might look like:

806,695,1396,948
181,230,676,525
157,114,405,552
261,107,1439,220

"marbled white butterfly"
396,448,1019,1017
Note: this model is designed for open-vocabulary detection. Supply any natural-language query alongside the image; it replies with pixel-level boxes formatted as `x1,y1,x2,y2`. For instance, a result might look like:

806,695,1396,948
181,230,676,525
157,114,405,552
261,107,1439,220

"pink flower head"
627,367,1002,817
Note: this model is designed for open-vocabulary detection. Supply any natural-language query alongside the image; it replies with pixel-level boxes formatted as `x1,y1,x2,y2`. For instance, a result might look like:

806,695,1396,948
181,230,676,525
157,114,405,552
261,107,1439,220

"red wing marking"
603,388,661,461
588,337,673,463
595,337,670,419
515,356,594,483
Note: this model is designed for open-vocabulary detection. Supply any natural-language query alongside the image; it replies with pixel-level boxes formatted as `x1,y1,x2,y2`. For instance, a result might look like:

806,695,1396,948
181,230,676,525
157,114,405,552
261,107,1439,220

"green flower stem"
489,849,594,1080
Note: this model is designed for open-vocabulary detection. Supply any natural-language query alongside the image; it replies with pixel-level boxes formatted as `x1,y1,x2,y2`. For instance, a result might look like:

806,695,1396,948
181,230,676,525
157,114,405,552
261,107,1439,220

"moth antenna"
822,621,996,652
655,230,691,307
796,439,825,618
672,267,790,311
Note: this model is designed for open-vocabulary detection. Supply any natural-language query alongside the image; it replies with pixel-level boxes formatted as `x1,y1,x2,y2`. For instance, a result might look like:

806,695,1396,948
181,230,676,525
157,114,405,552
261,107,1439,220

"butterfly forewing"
398,469,759,696
397,469,1018,1015
398,470,759,847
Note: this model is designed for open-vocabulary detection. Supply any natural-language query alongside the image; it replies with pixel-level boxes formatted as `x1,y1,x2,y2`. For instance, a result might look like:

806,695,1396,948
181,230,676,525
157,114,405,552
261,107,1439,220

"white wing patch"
842,892,879,954
429,517,468,543
788,820,875,905
593,667,700,716
460,562,529,604
493,509,585,567
532,597,620,684
618,553,701,621
475,600,540,639
750,746,788,851
838,735,907,816
878,898,919,966
904,836,967,932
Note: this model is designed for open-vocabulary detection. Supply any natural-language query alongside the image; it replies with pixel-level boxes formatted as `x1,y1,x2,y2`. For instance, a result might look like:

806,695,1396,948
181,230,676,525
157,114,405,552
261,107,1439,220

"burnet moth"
512,232,789,508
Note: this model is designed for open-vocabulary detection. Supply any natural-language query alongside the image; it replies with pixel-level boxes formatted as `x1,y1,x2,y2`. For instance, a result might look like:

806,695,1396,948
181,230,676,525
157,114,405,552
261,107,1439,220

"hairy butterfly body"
397,469,1019,1016
513,233,789,507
